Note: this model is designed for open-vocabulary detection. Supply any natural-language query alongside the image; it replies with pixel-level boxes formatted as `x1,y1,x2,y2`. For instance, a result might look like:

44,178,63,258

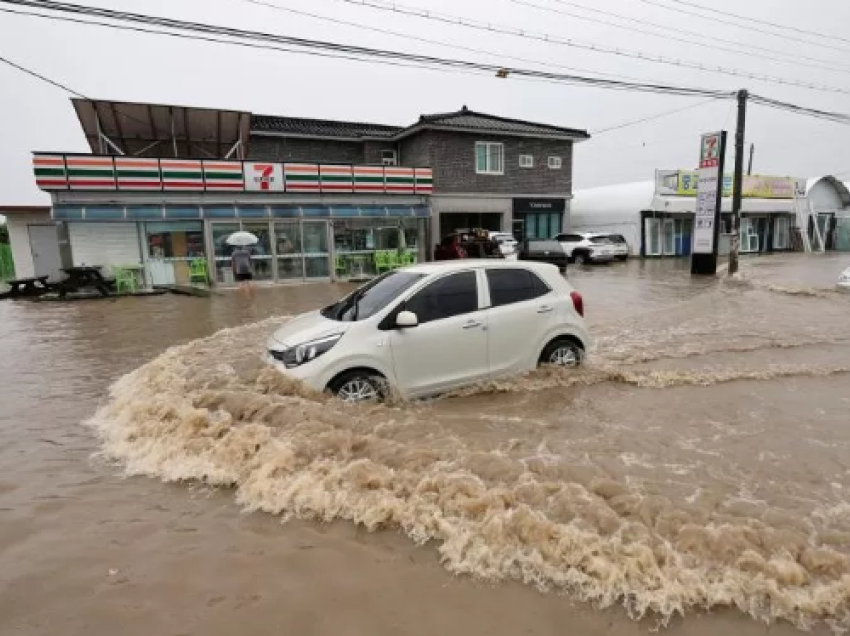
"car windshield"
590,236,611,244
321,271,426,322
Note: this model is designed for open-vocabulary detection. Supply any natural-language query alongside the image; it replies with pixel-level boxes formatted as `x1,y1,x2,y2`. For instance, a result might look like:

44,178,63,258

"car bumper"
588,253,616,262
264,352,329,393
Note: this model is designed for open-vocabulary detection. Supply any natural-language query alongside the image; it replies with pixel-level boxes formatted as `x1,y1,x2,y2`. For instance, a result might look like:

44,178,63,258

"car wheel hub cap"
549,347,578,367
338,379,378,402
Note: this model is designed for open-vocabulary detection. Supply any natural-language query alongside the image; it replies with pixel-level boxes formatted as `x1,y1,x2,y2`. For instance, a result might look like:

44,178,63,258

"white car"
838,265,850,290
267,261,590,402
490,232,519,258
554,232,617,264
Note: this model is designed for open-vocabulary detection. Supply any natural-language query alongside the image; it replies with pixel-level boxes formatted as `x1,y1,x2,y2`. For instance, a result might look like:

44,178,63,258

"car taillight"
570,290,584,317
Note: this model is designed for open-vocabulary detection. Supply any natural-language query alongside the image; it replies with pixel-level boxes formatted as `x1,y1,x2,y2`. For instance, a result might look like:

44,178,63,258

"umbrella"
226,231,259,247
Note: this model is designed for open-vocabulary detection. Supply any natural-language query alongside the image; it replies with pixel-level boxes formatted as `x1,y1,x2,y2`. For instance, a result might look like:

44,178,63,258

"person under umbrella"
226,231,259,296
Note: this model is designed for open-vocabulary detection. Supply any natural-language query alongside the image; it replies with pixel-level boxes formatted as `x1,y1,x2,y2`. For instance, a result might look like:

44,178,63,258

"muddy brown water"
2,254,849,636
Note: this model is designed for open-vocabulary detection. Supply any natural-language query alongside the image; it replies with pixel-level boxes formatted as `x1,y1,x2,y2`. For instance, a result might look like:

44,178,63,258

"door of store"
28,225,63,282
273,220,331,282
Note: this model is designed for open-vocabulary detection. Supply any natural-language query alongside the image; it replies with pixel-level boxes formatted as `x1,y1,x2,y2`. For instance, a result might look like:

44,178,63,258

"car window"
322,270,426,322
405,271,478,324
566,234,583,242
486,269,550,307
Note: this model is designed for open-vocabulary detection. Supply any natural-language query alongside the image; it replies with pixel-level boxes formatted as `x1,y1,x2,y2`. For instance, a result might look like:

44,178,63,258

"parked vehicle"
267,261,589,402
604,234,631,260
838,265,850,290
489,232,519,258
434,229,503,261
518,239,570,271
554,232,617,264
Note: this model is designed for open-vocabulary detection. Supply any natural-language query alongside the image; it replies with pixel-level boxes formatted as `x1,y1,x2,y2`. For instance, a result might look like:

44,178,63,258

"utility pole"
747,143,754,176
728,89,748,277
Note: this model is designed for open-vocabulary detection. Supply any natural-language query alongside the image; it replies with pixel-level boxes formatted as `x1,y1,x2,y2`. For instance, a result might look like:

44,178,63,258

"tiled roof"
251,107,589,140
415,107,589,138
251,114,402,139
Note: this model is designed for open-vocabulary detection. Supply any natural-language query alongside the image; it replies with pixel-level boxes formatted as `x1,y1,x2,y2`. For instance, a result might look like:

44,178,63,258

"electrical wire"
2,2,850,131
4,0,850,95
236,0,650,84
665,0,850,47
634,0,850,53
512,0,850,75
319,0,850,94
0,1,734,98
592,98,718,135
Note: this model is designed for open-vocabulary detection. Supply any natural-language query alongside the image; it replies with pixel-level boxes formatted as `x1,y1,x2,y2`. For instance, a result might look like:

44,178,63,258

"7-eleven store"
32,152,432,287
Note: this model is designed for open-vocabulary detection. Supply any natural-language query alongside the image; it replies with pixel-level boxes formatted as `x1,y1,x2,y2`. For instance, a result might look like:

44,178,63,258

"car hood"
268,310,350,349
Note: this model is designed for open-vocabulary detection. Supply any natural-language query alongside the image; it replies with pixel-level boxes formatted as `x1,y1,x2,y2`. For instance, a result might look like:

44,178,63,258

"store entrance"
439,212,502,237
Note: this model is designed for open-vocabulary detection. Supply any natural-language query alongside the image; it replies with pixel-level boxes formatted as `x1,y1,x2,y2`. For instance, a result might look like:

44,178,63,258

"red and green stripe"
352,166,385,193
161,160,204,190
415,168,434,194
203,161,244,190
66,156,116,190
384,167,415,194
320,165,353,192
285,164,320,192
33,155,68,189
115,158,161,189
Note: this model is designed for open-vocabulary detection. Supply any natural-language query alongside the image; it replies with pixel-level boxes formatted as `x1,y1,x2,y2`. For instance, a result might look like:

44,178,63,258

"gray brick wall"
248,136,363,164
249,131,575,195
403,130,573,195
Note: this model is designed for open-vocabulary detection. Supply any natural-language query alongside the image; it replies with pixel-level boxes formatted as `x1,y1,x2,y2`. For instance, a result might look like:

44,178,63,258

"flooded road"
2,253,849,636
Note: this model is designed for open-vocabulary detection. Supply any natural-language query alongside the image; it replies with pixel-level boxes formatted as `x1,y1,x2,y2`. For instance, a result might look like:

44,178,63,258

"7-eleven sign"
243,162,284,191
699,132,722,169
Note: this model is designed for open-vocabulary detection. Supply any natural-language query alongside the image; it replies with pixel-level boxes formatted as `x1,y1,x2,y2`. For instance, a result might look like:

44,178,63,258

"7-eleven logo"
252,164,275,190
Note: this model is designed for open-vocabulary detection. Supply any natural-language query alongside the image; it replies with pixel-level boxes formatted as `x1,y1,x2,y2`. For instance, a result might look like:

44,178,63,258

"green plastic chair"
400,250,417,266
114,267,138,295
386,251,400,270
335,255,348,277
189,258,209,284
374,250,392,274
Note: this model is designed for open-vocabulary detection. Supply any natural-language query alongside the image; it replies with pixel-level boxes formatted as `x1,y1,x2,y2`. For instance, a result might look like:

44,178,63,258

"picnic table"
57,266,113,298
1,275,51,299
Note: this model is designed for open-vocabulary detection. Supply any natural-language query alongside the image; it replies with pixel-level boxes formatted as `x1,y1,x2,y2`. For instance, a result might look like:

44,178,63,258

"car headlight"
269,333,343,368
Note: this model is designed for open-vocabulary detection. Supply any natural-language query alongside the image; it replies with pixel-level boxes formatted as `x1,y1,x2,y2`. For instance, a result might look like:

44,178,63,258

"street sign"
693,132,725,255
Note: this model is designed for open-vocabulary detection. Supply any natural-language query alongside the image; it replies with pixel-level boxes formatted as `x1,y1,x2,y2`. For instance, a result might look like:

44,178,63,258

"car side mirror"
396,310,419,329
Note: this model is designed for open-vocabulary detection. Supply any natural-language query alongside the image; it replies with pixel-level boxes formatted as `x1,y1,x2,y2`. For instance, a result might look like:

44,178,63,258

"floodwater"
2,253,849,636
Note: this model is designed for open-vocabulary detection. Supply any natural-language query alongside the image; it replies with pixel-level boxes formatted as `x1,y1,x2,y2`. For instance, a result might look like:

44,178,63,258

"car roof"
404,259,559,276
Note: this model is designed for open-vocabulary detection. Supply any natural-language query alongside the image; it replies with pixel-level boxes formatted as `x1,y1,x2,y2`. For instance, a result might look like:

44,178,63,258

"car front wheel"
574,252,589,265
539,339,583,368
328,371,386,403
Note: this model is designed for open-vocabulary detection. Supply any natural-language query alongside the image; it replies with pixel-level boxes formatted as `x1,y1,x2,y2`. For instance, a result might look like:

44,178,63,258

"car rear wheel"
540,339,583,368
328,371,386,403
574,252,589,265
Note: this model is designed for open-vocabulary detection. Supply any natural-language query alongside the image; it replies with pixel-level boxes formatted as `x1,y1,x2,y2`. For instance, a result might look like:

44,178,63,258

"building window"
381,149,397,166
519,154,534,169
475,142,504,175
548,156,563,170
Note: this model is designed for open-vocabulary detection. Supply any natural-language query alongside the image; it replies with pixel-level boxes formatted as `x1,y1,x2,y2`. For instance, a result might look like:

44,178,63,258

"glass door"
773,216,789,250
211,223,241,284
212,222,273,284
274,221,304,281
645,218,662,256
662,219,676,255
741,218,759,253
241,222,273,281
303,221,330,279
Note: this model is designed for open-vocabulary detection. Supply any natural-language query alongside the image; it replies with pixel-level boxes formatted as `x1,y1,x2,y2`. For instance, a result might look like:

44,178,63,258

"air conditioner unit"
382,150,398,166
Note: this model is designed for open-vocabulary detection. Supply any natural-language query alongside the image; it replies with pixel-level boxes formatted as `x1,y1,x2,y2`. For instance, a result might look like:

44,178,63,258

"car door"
555,233,582,256
387,269,489,397
484,268,556,377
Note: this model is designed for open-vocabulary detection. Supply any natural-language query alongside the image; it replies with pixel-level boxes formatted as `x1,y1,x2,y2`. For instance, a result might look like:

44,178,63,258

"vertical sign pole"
690,130,727,276
728,89,748,276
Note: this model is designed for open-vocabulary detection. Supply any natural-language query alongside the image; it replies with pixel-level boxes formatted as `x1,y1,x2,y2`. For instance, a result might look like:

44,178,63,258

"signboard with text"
667,171,803,199
243,162,284,192
693,132,725,255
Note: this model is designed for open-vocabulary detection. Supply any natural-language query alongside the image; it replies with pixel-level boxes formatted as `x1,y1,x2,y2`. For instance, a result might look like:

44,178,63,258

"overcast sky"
1,0,849,205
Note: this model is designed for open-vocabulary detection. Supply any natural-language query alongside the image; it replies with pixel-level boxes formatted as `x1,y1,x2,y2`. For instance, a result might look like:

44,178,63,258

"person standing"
231,245,255,296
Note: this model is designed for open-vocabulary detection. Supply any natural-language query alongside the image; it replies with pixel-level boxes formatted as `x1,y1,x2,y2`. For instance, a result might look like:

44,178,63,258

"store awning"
71,98,251,159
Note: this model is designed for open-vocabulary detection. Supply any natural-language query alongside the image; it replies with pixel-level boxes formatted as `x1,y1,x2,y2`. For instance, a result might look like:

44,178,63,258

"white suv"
267,261,589,401
554,232,617,264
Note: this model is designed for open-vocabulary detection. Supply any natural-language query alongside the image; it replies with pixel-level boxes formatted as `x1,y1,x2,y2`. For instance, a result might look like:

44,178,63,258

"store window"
475,142,504,175
211,222,273,284
145,221,205,285
333,219,416,280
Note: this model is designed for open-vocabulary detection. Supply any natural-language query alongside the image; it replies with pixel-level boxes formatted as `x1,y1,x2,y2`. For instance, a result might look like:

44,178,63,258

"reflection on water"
2,254,850,635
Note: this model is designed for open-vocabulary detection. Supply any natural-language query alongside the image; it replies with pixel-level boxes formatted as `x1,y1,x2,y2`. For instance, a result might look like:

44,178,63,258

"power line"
634,0,850,53
528,0,850,74
236,0,649,84
320,0,850,94
664,0,850,47
2,2,850,130
0,1,733,97
592,98,718,135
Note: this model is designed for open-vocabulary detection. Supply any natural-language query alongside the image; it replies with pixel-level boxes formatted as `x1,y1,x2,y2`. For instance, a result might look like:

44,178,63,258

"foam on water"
86,311,850,632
